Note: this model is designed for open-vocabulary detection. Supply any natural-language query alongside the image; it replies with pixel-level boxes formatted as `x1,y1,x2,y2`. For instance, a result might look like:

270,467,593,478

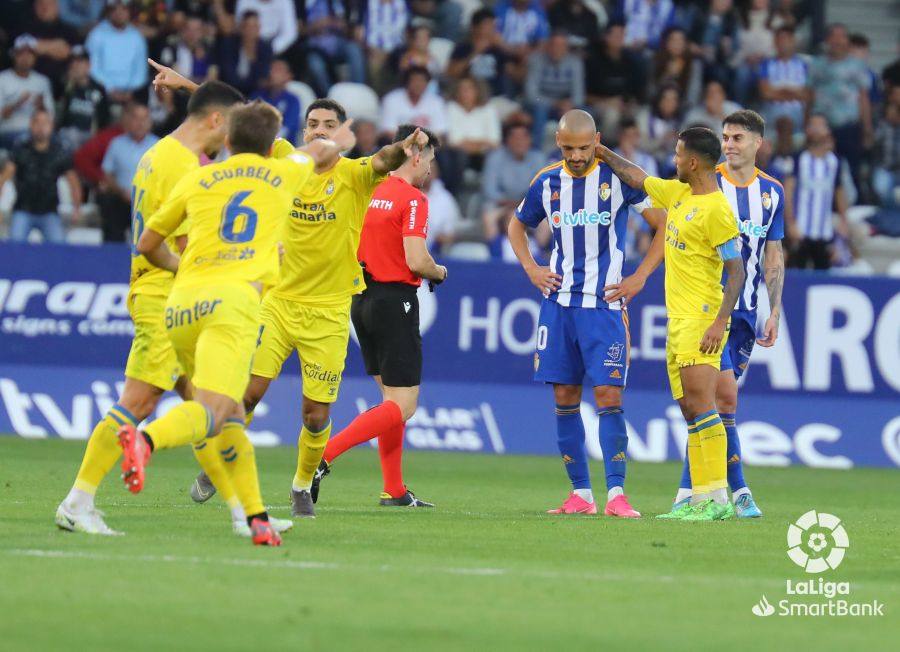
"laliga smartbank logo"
751,511,884,618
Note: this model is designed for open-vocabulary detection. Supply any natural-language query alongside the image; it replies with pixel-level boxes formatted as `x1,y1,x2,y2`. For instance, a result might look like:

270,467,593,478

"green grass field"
0,437,897,651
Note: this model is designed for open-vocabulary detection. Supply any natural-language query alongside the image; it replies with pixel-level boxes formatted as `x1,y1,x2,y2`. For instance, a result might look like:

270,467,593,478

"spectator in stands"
525,31,584,147
447,9,511,98
23,0,80,97
58,0,105,33
408,0,463,42
768,114,798,179
85,0,148,103
618,0,675,52
683,80,741,132
0,35,54,150
99,102,156,242
616,117,658,258
758,26,808,134
495,0,550,61
58,45,110,150
809,23,873,190
849,33,883,109
1,109,81,243
73,112,124,187
883,47,900,96
365,0,409,88
586,21,644,134
386,24,441,92
446,76,501,167
346,119,379,159
380,66,447,141
481,122,545,253
651,27,702,107
302,0,366,96
156,15,213,83
732,0,776,104
234,0,297,55
216,10,272,96
873,86,900,209
689,0,739,90
785,114,850,271
422,160,459,254
251,59,300,144
636,83,681,173
547,0,603,49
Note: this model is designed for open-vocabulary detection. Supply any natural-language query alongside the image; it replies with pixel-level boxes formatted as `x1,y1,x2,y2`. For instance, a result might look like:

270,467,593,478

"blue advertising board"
1,242,898,468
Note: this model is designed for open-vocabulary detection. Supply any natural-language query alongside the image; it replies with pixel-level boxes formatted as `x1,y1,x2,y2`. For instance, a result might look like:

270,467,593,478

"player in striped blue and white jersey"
508,110,666,518
665,110,786,519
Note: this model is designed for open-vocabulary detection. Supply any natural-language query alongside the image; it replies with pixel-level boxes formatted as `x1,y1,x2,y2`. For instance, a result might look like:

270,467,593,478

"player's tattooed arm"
148,59,199,94
757,240,785,347
137,229,180,273
596,144,649,190
701,248,745,355
372,127,429,175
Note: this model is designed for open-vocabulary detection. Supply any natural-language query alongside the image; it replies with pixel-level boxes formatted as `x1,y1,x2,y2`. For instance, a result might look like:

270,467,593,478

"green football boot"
681,499,734,521
655,498,694,519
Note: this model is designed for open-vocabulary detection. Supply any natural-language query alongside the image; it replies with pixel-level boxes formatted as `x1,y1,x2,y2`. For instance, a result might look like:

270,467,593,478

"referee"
311,125,446,507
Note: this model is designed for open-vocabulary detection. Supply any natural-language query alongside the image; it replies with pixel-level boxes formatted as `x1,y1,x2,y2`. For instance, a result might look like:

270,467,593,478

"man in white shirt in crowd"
233,0,298,55
0,35,54,149
380,66,447,142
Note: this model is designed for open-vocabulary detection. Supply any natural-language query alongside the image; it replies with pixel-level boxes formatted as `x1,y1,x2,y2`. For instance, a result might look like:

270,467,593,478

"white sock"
64,488,94,512
732,487,751,503
674,488,692,504
691,492,710,506
711,488,729,505
607,486,623,502
293,483,311,492
573,488,594,503
230,505,246,523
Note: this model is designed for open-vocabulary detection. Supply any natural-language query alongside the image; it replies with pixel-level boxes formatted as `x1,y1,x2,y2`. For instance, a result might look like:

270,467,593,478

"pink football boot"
547,492,598,515
604,494,641,518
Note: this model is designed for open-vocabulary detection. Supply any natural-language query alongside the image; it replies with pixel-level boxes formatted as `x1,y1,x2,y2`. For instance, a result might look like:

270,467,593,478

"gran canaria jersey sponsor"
129,136,199,296
271,148,386,305
145,152,315,290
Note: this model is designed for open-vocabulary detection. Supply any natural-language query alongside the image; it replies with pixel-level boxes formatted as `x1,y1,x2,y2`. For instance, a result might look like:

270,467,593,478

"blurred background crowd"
0,0,898,274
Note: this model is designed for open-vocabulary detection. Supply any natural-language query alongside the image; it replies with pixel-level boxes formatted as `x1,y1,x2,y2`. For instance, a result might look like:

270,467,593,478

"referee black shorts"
351,278,422,387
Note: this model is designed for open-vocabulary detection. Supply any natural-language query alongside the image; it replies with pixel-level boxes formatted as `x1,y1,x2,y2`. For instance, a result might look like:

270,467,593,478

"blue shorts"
720,312,756,379
533,300,629,387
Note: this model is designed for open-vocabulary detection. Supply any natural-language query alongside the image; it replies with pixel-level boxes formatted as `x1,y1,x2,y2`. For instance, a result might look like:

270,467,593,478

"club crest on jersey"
762,192,772,210
325,179,335,195
685,207,698,221
673,201,682,209
599,183,611,201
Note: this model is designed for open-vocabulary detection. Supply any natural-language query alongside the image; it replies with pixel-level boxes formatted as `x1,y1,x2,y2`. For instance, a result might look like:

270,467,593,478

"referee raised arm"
311,125,446,508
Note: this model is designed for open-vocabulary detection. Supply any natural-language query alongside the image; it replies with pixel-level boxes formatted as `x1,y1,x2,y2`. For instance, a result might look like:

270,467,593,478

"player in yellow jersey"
121,101,343,546
176,98,429,518
597,127,746,521
54,80,249,536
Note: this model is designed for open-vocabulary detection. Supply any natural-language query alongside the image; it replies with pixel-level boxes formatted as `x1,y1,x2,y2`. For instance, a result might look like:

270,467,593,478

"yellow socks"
73,403,137,494
218,418,265,517
192,440,238,508
143,400,212,450
695,410,728,492
686,429,709,500
293,420,332,491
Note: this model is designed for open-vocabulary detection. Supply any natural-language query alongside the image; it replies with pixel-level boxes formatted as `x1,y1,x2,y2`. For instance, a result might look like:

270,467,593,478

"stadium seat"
328,82,381,123
428,37,455,72
286,81,318,115
445,241,491,262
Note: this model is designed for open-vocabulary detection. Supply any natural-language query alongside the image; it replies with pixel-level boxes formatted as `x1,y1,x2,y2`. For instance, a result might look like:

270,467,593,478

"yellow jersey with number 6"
129,136,199,296
644,177,739,319
145,152,315,290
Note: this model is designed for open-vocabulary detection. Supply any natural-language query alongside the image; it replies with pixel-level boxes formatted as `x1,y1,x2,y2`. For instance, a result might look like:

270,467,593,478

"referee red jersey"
358,175,429,287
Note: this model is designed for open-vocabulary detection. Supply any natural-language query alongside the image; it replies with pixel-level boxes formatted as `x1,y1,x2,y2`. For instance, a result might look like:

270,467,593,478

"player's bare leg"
594,385,640,518
546,384,597,515
289,396,332,517
716,370,761,517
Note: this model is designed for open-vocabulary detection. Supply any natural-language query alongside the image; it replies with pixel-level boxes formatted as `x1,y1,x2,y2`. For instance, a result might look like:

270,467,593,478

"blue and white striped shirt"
792,150,842,241
758,56,808,116
366,0,409,51
495,0,550,46
716,165,785,314
516,161,651,309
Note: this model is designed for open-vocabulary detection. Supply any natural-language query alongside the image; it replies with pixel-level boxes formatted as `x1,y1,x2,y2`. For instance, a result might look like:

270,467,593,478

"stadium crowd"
0,0,898,272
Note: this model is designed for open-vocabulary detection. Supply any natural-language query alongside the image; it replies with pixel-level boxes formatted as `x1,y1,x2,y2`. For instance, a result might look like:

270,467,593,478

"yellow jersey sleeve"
705,197,740,248
146,172,194,238
643,177,685,209
271,138,296,159
346,155,386,196
279,152,316,188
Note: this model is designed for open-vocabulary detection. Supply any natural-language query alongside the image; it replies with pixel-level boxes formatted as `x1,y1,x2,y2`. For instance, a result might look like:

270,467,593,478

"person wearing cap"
0,35,54,149
58,45,111,149
85,0,148,103
22,0,81,96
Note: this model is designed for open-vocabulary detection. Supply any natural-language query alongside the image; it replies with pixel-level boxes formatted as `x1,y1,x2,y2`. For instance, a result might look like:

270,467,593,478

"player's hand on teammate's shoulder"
603,273,646,305
525,264,562,296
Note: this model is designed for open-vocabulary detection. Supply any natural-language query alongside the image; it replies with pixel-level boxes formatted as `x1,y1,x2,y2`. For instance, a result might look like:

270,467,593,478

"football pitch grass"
1,438,897,651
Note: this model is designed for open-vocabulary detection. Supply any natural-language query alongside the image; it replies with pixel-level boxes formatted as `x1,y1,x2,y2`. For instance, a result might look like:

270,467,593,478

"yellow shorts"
666,317,730,400
251,293,351,404
124,293,182,391
165,283,261,404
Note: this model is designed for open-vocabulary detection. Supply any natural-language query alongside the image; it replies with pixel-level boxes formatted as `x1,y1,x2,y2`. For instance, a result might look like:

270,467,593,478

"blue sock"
679,439,692,490
722,412,746,492
598,406,627,490
555,404,590,490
